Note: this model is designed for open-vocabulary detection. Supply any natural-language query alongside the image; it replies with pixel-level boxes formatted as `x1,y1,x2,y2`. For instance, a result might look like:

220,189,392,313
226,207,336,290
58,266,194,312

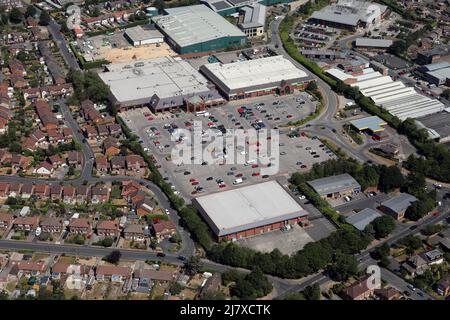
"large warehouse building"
309,0,388,31
326,67,445,120
199,55,311,100
152,5,246,54
98,56,225,112
193,181,309,241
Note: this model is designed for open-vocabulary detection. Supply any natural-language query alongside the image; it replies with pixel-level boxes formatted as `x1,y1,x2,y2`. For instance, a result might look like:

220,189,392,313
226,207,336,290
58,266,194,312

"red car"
147,116,154,121
191,181,199,186
252,164,259,168
235,173,243,177
153,140,160,145
433,211,439,216
300,165,307,168
252,172,260,177
286,115,293,119
267,136,272,140
191,190,197,195
219,184,226,188
189,178,196,182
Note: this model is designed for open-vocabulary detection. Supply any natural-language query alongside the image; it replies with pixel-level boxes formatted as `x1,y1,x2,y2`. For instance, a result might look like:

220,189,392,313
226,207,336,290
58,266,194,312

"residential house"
12,261,46,276
96,220,119,238
63,185,76,204
121,180,141,200
436,275,450,297
84,124,97,139
103,137,120,157
136,196,154,216
97,124,109,137
33,161,54,176
35,99,58,130
341,276,381,300
198,273,222,299
108,123,122,135
96,156,109,174
152,220,177,241
123,224,146,242
13,216,39,232
68,218,92,235
374,287,402,300
75,185,89,204
20,183,34,199
7,183,21,197
0,183,8,198
402,254,430,277
40,217,64,233
49,154,64,168
0,213,13,229
110,156,126,174
67,151,82,166
125,154,145,173
50,184,62,200
80,100,103,124
133,268,175,284
91,185,110,204
33,184,50,199
96,265,132,283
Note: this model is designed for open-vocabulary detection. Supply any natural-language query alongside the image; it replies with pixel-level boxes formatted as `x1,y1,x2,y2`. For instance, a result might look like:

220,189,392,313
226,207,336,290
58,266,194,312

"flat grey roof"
239,4,266,29
350,115,387,132
417,112,450,139
153,5,245,48
307,173,361,196
98,56,211,107
346,208,382,231
194,180,308,237
381,193,417,214
200,55,310,95
124,25,163,42
355,37,393,48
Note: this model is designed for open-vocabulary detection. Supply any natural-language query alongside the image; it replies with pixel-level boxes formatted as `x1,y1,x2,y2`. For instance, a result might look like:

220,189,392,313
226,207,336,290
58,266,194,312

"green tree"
104,250,121,264
328,253,359,281
302,283,321,300
39,10,51,26
371,215,396,239
183,256,203,276
25,5,37,18
378,165,405,192
9,8,24,24
0,290,9,300
306,81,318,92
169,282,183,295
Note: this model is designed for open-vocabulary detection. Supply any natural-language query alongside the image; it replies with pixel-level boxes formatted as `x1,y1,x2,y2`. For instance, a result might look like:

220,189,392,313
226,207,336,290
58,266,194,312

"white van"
244,159,256,166
233,178,243,185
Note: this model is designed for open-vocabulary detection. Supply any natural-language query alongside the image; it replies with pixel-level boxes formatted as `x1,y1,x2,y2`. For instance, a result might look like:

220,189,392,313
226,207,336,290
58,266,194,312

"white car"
298,195,306,200
35,227,42,237
165,209,170,215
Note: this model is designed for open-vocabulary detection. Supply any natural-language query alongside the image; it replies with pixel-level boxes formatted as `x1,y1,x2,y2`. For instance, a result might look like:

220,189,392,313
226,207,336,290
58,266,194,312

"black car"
403,290,411,297
184,171,191,175
156,252,166,257
262,175,269,179
178,255,187,261
409,225,417,230
206,176,213,181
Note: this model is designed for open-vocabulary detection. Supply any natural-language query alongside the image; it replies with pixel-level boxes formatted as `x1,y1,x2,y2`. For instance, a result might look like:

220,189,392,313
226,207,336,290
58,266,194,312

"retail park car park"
119,92,335,199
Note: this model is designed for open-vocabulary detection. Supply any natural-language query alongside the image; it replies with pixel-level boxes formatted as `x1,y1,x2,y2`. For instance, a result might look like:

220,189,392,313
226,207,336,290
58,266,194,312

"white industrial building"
98,56,224,111
193,181,309,241
200,55,311,100
124,26,164,46
326,67,445,120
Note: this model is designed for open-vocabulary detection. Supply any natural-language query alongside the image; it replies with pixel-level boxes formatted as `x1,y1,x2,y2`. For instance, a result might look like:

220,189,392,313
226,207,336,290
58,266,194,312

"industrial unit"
98,56,225,112
152,5,246,54
124,26,164,47
308,0,388,31
199,55,311,100
193,180,309,241
379,193,417,220
354,37,393,50
326,67,445,120
417,62,450,86
307,173,361,200
349,115,387,134
201,0,292,16
237,3,267,38
345,208,382,231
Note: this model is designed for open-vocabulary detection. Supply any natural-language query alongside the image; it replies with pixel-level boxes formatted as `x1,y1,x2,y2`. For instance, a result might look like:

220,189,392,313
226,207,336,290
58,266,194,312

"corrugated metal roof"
381,193,417,214
307,173,360,196
346,208,382,231
355,37,393,48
